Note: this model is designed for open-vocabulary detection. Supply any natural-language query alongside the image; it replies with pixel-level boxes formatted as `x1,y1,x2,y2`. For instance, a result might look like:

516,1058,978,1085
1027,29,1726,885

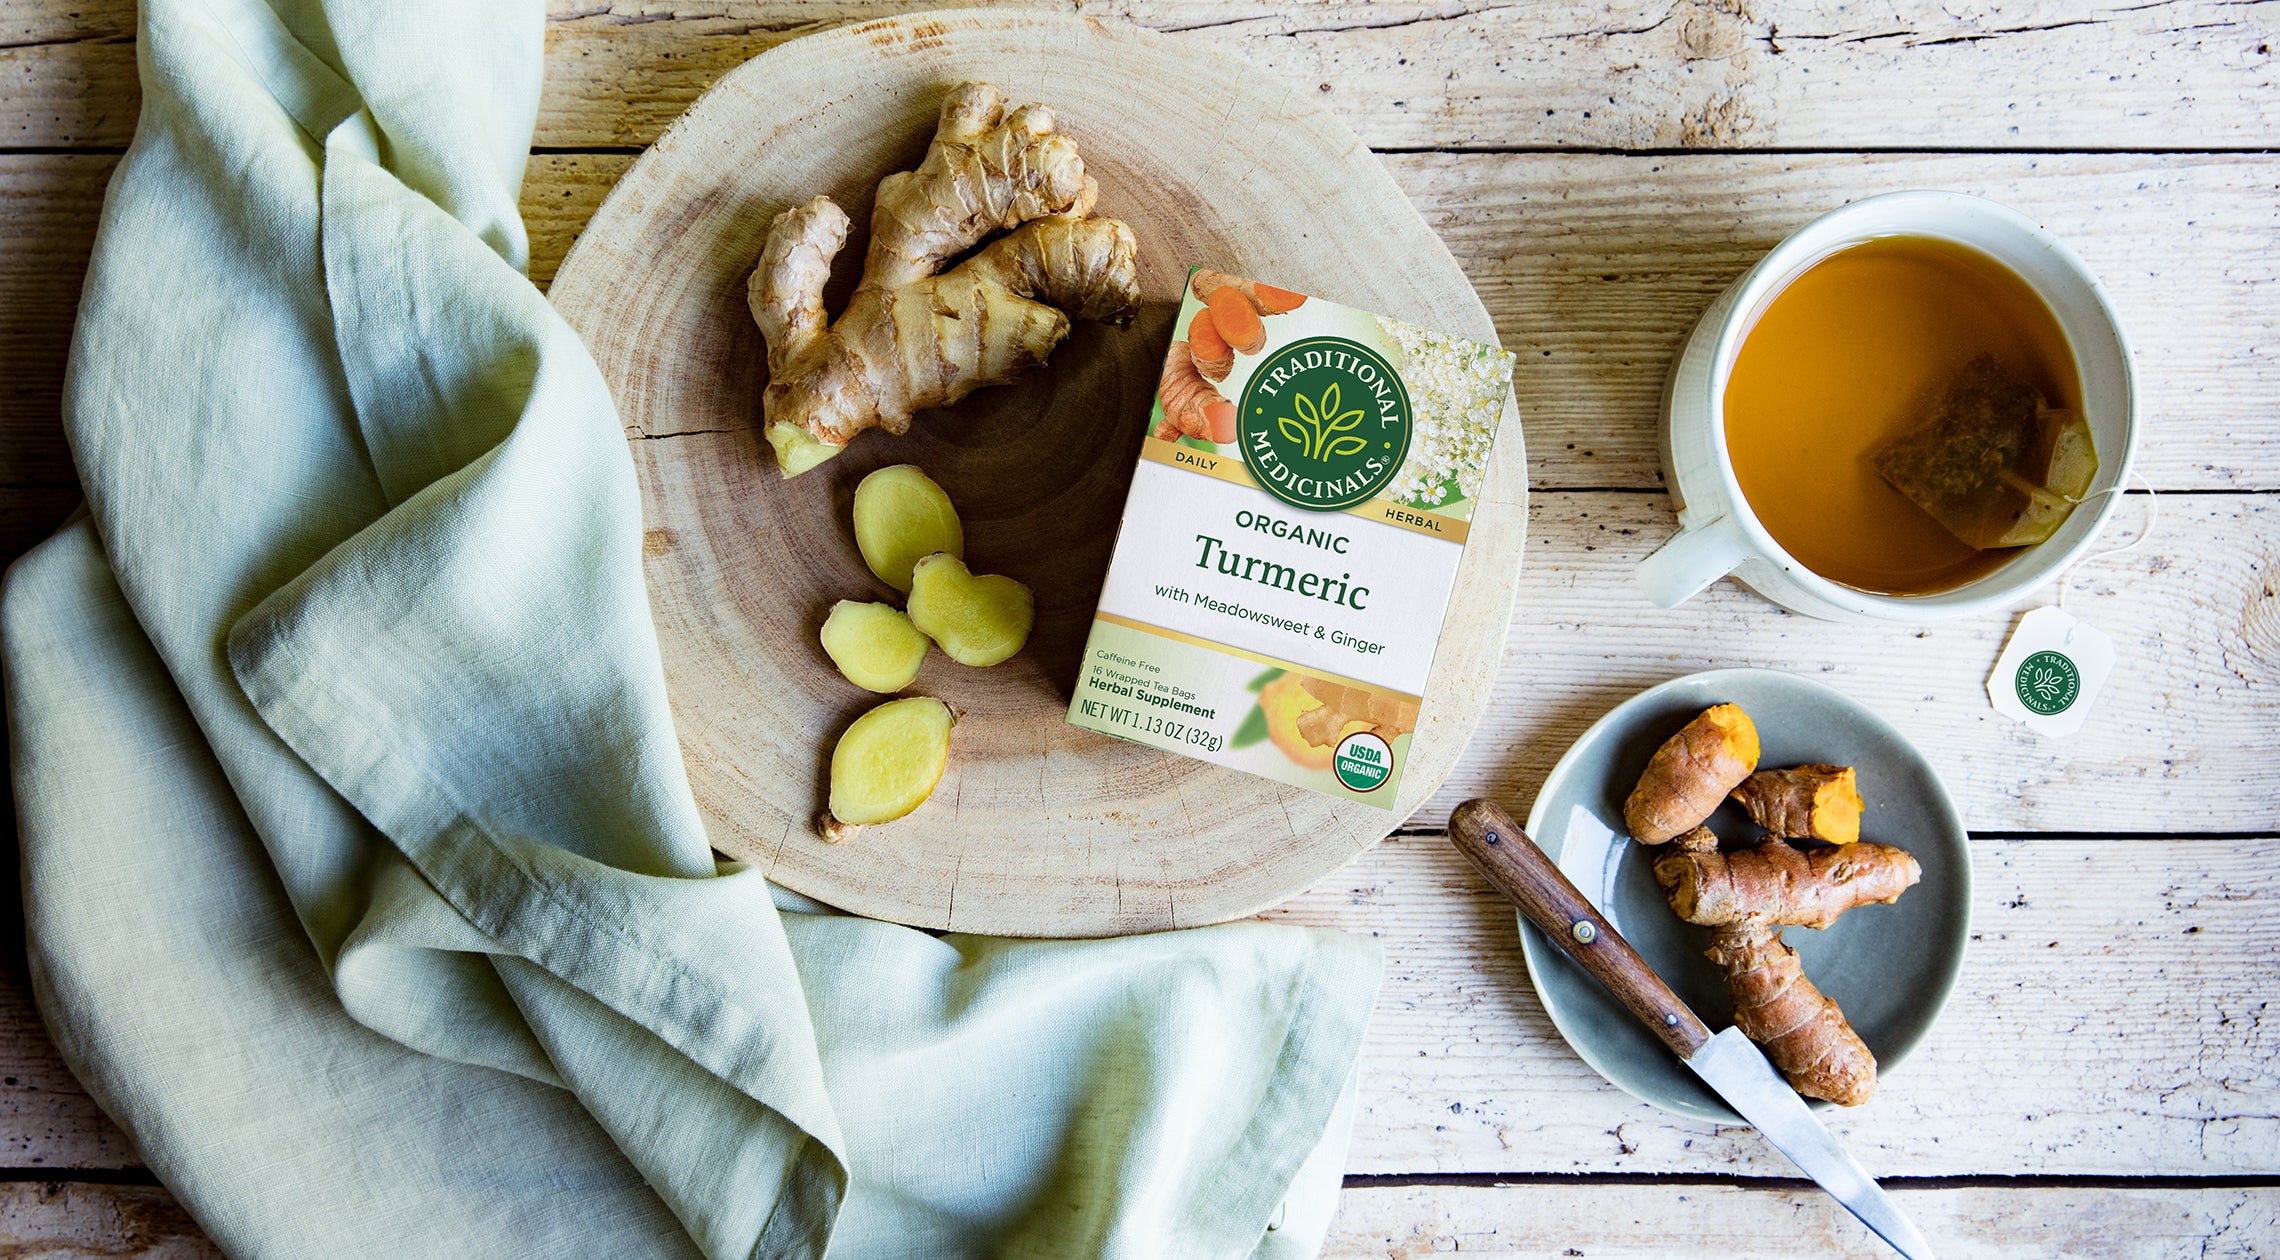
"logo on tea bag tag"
1988,606,2114,737
2014,650,2082,716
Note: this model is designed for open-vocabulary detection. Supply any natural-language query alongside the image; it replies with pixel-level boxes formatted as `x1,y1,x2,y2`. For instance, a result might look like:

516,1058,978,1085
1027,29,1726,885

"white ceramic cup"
1639,190,2139,622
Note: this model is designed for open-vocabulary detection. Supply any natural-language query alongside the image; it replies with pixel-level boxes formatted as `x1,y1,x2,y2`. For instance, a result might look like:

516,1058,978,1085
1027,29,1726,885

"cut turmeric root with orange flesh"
1623,703,1761,844
1188,308,1233,381
1205,286,1265,354
852,464,964,593
1653,830,1921,930
1731,764,1865,844
821,696,956,843
907,553,1034,667
1188,269,1306,315
1704,925,1880,1106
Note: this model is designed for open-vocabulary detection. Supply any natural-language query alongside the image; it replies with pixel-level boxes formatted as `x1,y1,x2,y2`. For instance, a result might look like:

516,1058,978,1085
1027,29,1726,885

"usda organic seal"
1333,730,1394,793
1238,336,1411,512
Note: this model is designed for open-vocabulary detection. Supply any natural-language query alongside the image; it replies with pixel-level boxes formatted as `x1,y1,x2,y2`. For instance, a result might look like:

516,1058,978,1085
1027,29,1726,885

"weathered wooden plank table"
3,2,2275,1255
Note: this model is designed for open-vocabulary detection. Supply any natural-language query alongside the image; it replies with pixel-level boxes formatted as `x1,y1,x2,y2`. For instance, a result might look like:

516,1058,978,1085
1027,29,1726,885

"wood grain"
0,1182,218,1259
1390,150,2280,494
0,1178,2268,1258
553,11,1528,935
1325,1182,2280,1258
3,152,2273,507
8,1,2277,153
1267,833,2280,1177
1424,490,2280,834
2,830,2272,1176
0,154,110,487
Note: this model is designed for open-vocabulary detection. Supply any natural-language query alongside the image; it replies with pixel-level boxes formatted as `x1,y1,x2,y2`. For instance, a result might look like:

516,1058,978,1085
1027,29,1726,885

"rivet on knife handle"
1450,799,1712,1060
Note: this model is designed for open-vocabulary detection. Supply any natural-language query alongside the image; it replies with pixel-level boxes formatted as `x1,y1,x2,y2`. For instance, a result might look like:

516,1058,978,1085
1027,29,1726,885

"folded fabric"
0,1,1381,1256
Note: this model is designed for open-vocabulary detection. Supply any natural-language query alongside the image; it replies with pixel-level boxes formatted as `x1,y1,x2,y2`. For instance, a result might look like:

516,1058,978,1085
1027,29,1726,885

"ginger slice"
1705,925,1880,1106
749,82,1141,475
906,553,1034,667
1730,764,1866,845
853,464,964,593
1622,704,1761,844
1654,830,1920,930
821,696,957,842
820,601,930,693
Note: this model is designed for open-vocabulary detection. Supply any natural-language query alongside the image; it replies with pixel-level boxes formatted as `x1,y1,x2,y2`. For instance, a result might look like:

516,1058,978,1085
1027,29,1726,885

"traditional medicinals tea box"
1066,269,1517,806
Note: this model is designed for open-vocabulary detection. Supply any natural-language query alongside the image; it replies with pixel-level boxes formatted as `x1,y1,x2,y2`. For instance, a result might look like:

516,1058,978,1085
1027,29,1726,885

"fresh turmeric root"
749,82,1141,475
1654,828,1920,930
1189,269,1306,317
1623,704,1762,844
1188,308,1234,381
1156,342,1238,444
1705,924,1881,1106
1731,764,1865,845
1654,828,1916,1105
1294,678,1420,749
1154,270,1307,442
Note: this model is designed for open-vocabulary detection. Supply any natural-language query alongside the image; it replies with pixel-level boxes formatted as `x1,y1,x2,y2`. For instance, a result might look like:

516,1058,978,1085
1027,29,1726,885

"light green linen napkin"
0,1,1382,1256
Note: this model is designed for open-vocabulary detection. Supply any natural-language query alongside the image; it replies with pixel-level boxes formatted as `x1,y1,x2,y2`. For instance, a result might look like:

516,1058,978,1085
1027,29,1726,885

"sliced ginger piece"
820,600,930,693
853,464,964,593
821,696,956,842
1622,703,1761,845
907,553,1034,667
1729,764,1866,845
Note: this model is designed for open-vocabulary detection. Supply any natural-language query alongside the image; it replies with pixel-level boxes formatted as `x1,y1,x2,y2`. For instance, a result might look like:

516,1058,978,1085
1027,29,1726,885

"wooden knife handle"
1449,799,1711,1060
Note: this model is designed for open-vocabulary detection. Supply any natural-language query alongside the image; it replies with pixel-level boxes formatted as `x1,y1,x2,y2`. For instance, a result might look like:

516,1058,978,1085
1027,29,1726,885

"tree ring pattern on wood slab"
549,9,1527,936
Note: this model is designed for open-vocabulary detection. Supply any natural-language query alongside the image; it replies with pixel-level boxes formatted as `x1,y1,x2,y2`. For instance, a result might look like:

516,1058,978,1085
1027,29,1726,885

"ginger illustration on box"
1068,268,1516,806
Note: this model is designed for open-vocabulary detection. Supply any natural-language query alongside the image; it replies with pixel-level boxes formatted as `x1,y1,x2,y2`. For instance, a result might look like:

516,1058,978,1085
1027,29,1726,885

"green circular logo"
1237,336,1411,512
2015,650,2081,716
1333,731,1394,792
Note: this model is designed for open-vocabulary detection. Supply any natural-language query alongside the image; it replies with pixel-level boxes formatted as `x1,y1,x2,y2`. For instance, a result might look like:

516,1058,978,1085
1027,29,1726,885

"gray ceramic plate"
1518,668,1971,1123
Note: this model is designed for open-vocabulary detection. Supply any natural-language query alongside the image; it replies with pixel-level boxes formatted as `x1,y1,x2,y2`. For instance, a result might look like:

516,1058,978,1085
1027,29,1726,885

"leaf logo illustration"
1235,334,1411,512
1283,383,1368,461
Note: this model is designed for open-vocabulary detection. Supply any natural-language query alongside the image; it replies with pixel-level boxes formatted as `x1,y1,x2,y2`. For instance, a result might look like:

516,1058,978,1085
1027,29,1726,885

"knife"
1449,799,1938,1260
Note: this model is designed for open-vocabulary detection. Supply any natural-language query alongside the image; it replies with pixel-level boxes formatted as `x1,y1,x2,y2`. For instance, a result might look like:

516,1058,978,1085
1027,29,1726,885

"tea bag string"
2055,469,2158,618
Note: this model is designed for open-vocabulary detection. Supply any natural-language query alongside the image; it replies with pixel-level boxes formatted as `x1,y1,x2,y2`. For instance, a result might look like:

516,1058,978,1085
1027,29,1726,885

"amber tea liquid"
1723,235,2082,594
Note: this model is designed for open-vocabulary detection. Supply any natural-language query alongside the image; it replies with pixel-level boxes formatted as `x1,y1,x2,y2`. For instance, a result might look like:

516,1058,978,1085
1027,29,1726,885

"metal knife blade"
1687,1027,1938,1260
1447,799,1937,1260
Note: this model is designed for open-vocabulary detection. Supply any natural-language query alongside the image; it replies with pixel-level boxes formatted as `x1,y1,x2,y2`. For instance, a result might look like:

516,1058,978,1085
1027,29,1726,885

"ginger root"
1654,829,1920,931
1705,925,1880,1106
907,553,1034,667
1623,704,1761,844
1294,678,1420,749
853,464,964,593
820,600,931,693
749,82,1141,475
822,696,957,842
1731,764,1866,845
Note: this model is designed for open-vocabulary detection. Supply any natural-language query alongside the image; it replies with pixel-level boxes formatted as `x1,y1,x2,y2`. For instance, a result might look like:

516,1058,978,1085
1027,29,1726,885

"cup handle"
1637,516,1749,608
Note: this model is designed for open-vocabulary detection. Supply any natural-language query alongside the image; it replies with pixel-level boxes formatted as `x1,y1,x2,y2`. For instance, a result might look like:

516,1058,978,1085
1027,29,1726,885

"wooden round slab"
549,9,1527,937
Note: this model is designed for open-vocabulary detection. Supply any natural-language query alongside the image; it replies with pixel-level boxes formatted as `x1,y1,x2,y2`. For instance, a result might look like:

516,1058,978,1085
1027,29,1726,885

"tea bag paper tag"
1987,606,2115,737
